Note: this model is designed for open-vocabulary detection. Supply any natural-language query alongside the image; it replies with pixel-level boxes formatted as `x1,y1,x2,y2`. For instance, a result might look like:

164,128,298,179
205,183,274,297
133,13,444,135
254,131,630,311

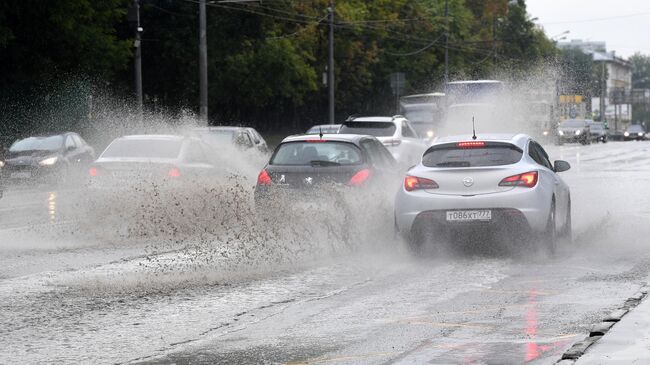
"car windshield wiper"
436,161,471,167
310,160,340,167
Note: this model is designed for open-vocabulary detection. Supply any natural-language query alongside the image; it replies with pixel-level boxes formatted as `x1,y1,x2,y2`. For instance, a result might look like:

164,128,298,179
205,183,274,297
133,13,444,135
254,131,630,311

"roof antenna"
319,125,323,139
472,116,477,140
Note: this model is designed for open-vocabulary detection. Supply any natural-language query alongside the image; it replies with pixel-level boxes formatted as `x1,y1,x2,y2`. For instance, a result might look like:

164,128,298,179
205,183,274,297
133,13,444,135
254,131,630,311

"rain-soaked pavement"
1,141,650,364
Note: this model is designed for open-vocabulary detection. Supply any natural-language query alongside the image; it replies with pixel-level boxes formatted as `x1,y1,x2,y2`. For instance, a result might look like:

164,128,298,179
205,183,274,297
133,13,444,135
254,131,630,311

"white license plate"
10,171,31,179
446,210,492,222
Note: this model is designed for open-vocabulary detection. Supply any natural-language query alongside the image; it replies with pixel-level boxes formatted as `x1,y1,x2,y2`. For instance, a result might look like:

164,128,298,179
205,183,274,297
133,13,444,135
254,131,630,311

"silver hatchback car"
394,134,571,254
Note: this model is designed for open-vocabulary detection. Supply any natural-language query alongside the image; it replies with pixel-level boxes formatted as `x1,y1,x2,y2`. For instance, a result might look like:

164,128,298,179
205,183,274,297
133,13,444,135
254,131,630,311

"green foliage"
630,53,650,89
0,0,131,86
0,0,561,131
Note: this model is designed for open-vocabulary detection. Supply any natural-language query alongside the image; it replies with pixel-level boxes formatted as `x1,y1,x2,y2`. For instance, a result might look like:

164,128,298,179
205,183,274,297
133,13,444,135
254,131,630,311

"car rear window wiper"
310,160,341,167
436,161,471,167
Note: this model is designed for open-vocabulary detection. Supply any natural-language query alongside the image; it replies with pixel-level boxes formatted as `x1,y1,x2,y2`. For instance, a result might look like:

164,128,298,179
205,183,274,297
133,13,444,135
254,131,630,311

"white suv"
339,116,428,167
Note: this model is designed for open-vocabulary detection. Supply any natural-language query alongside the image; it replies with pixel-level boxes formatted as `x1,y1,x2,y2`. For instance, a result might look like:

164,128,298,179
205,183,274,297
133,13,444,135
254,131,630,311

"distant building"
559,39,632,129
592,51,632,129
557,39,606,54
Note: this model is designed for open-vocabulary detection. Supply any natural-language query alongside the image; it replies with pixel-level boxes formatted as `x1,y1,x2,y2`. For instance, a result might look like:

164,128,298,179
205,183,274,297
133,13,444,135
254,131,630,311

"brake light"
457,141,486,148
168,167,181,178
348,168,371,186
499,171,538,188
257,169,272,185
89,167,98,177
306,139,328,143
382,138,402,146
404,175,439,191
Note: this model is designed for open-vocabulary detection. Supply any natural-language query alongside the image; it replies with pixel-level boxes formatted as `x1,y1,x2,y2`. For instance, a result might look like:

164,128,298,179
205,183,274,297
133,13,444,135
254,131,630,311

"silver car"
394,134,571,254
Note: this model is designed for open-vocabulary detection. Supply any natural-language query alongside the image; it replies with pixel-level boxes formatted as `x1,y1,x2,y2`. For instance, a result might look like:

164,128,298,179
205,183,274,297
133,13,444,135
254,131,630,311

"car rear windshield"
10,136,63,152
339,122,396,137
101,139,183,159
422,142,523,168
561,120,586,128
193,129,235,145
271,141,363,166
306,125,340,134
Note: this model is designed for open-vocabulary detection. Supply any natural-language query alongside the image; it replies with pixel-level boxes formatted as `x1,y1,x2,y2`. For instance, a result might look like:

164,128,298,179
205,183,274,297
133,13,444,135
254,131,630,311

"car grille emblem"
462,177,474,187
304,177,313,185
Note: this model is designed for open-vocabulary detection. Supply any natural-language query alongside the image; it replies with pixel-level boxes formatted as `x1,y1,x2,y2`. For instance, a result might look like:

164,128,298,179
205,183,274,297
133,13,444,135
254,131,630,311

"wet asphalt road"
1,141,650,364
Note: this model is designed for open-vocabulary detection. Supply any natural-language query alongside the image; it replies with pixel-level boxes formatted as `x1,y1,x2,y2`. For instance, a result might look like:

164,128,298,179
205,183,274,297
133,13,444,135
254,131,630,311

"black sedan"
1,132,95,184
254,134,400,206
624,125,647,141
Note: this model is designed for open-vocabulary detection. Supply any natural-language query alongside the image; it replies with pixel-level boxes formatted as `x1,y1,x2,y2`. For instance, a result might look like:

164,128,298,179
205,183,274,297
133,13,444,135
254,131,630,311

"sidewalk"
574,291,650,364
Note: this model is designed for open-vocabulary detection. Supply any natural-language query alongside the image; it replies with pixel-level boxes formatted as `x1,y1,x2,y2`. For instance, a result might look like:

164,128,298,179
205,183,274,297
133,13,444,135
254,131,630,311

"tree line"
1,0,559,136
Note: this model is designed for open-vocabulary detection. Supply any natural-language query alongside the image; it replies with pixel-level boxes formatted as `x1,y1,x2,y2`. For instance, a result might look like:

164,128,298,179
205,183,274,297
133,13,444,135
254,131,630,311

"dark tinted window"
271,141,362,166
193,129,235,147
528,141,553,170
10,136,63,152
360,139,393,168
422,142,522,168
627,125,645,132
306,125,341,134
65,136,76,149
101,139,183,159
401,121,416,138
561,120,586,128
340,122,396,137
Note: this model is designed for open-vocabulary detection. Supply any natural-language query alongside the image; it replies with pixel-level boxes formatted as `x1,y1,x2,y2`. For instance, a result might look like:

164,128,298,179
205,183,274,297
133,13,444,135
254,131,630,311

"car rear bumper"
395,187,550,236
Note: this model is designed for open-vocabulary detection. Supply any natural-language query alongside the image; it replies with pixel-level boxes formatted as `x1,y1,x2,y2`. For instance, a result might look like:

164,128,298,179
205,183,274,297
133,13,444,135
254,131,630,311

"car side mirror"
66,145,75,152
554,160,570,173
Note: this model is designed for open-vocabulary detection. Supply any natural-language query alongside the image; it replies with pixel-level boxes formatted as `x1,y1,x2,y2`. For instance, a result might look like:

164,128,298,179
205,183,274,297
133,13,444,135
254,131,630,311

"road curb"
556,283,648,364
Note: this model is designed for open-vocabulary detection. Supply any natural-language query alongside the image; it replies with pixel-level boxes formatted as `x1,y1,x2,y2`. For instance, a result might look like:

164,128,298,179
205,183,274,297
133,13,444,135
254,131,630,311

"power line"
266,14,328,40
541,11,650,25
384,34,445,56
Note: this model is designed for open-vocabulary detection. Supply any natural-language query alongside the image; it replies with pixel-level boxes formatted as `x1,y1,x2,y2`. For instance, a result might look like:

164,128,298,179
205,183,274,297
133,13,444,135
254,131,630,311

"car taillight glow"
89,167,98,177
382,138,402,146
168,167,181,178
306,139,328,143
457,141,486,148
499,171,538,188
348,168,371,186
404,175,439,191
257,169,272,185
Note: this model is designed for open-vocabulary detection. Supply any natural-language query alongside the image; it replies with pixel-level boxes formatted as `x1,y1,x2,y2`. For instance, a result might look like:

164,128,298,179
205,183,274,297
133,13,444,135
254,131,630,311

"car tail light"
499,171,538,188
89,167,99,177
382,138,402,147
168,167,181,178
404,175,439,191
457,141,486,148
306,139,328,143
348,168,371,186
257,169,272,185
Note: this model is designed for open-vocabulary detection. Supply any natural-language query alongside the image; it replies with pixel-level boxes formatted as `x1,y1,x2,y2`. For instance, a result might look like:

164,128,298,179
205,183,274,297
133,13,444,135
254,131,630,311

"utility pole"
492,15,497,69
133,0,143,118
444,0,449,87
600,61,606,124
328,1,335,124
199,0,208,123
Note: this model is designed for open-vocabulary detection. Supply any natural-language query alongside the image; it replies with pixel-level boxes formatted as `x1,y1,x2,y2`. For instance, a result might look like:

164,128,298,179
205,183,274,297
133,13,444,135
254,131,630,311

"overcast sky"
526,0,650,58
